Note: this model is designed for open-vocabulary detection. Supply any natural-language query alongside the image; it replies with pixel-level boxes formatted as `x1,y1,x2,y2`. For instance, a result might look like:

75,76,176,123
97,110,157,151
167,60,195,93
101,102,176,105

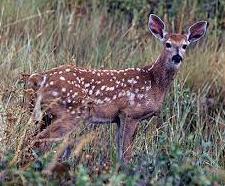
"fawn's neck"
143,51,178,92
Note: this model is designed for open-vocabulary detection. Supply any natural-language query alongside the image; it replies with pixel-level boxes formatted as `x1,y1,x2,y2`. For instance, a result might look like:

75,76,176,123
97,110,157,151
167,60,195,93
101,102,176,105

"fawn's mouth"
172,54,183,64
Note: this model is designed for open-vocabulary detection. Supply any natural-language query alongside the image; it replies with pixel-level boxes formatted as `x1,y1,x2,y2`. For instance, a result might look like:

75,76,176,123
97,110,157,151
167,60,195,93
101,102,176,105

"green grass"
0,0,225,185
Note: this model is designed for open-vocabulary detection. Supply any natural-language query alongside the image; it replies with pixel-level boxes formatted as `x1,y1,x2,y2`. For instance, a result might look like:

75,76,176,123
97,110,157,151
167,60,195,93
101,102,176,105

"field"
0,0,225,185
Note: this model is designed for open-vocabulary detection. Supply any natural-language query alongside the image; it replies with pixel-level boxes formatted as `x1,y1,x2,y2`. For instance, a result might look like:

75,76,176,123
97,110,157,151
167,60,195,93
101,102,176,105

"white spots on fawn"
136,68,141,71
105,86,114,91
127,78,138,85
72,92,78,98
84,83,90,88
60,76,65,81
52,91,59,97
112,95,117,100
76,77,80,83
146,86,151,91
101,85,106,91
104,97,111,102
116,80,120,84
137,94,144,100
118,91,125,98
75,84,81,88
96,99,104,104
81,69,88,72
89,90,93,95
31,64,155,120
95,90,100,96
127,91,136,105
126,91,135,99
125,68,135,72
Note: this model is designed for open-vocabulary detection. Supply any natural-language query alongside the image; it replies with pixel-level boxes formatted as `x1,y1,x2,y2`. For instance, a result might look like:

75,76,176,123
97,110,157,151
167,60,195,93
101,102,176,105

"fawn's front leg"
117,112,138,162
122,118,138,162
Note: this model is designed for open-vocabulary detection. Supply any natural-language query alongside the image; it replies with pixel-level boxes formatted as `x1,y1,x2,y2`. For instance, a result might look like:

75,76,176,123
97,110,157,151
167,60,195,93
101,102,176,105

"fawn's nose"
172,54,182,64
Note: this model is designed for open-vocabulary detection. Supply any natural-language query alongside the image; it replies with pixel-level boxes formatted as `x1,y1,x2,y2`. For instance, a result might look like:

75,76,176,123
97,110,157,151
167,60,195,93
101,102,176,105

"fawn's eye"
166,42,171,48
182,44,187,49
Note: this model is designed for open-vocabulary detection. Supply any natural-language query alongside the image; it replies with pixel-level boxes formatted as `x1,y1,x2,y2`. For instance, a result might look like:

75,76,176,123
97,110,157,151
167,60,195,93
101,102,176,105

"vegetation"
0,0,225,185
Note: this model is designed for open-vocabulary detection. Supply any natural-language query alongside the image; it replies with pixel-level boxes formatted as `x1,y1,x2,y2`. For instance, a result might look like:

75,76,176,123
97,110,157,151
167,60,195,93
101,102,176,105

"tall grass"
0,0,225,185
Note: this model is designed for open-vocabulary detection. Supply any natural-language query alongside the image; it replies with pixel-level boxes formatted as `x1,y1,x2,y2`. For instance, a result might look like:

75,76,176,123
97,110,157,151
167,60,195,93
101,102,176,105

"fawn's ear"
187,21,208,43
148,14,167,41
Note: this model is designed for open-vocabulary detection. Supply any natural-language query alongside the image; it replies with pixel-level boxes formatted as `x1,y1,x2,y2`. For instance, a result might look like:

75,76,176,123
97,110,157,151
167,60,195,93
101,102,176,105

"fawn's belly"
85,99,160,123
86,103,120,124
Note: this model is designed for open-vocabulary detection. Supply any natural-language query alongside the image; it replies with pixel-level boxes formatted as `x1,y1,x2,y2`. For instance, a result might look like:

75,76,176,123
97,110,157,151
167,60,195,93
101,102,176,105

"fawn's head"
149,14,208,69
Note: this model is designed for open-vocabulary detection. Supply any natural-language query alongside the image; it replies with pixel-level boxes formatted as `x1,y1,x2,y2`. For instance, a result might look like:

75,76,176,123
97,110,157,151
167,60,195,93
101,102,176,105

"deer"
26,14,208,162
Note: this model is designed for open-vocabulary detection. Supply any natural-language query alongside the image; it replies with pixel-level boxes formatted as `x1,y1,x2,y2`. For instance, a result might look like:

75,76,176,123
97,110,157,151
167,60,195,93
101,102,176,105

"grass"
0,0,225,185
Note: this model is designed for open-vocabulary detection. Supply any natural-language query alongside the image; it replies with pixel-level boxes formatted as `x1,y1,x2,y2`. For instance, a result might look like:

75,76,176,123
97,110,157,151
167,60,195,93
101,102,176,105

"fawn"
27,14,208,162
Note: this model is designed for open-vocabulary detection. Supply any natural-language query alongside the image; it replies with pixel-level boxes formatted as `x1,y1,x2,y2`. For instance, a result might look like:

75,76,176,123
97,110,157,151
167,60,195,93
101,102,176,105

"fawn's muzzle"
172,54,182,64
